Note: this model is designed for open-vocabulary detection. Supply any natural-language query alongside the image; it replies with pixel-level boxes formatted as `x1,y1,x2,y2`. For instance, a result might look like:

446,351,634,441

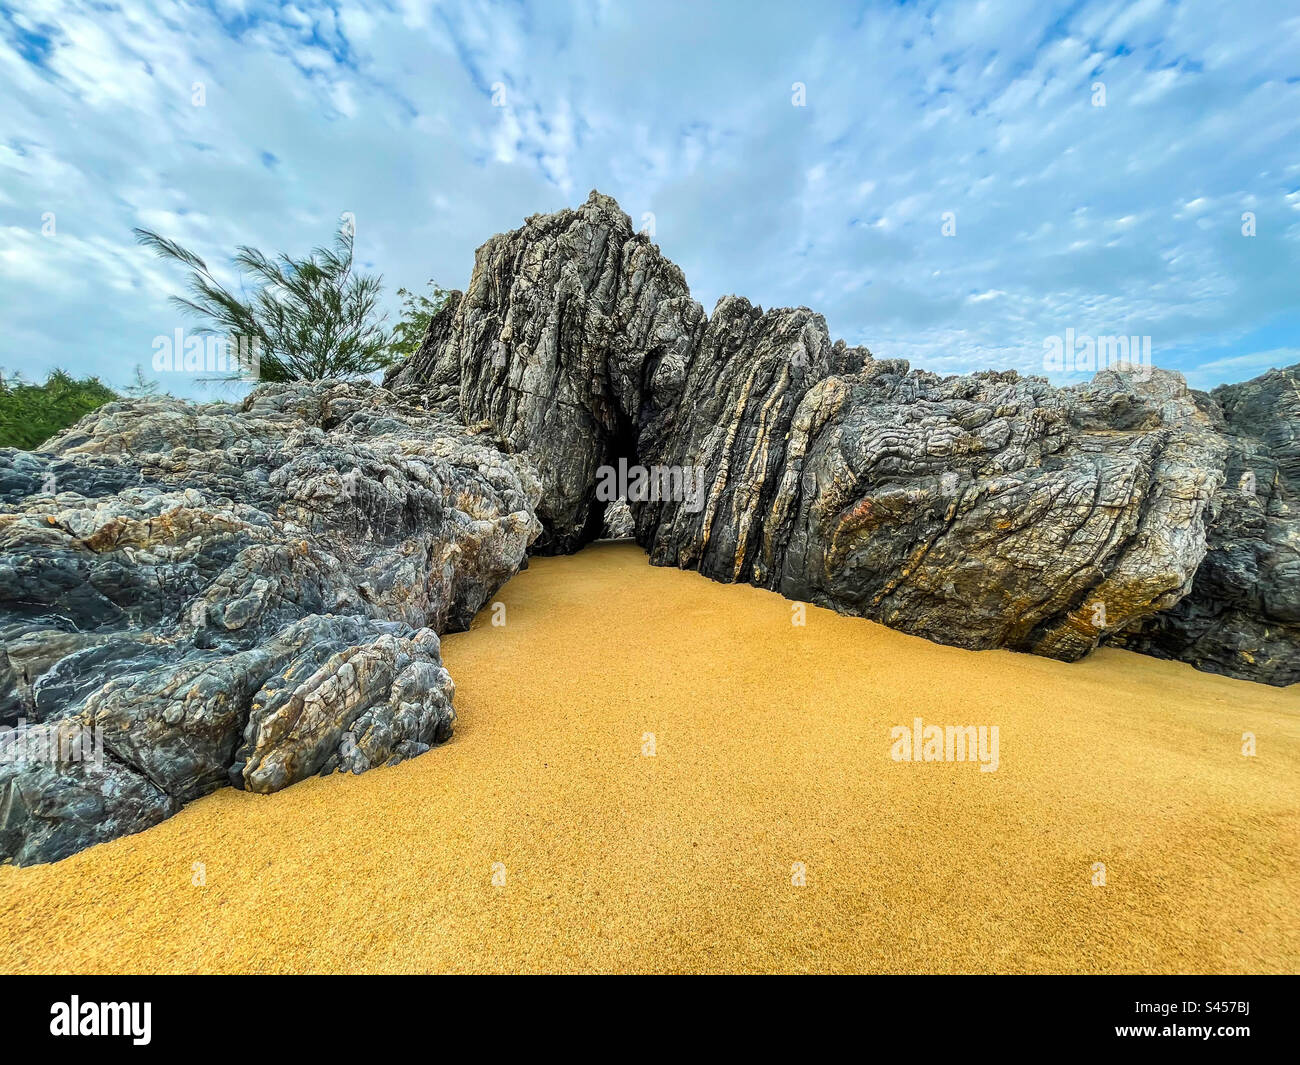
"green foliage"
0,368,119,450
387,281,453,364
122,364,162,398
134,224,392,382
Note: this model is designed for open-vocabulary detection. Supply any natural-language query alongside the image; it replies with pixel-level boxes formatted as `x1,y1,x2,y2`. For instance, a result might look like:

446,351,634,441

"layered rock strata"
4,191,1294,865
0,381,539,863
396,190,1294,682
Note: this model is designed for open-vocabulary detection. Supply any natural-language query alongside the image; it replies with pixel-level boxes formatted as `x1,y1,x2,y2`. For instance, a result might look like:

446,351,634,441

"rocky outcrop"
381,290,463,401
4,192,1295,864
636,319,1225,663
1112,367,1300,684
0,381,540,863
395,190,1296,684
386,195,705,553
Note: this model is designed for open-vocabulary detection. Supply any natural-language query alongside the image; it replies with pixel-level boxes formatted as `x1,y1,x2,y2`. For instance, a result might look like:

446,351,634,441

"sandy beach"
1,541,1296,974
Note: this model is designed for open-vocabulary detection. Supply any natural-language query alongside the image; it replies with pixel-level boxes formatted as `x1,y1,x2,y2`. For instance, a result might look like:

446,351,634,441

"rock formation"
1,381,539,863
2,190,1294,864
600,498,635,540
384,199,705,553
1111,368,1300,684
394,190,1295,680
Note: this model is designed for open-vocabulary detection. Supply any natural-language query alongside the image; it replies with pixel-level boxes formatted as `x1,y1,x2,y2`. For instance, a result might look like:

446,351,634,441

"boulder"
1111,367,1300,684
0,380,540,863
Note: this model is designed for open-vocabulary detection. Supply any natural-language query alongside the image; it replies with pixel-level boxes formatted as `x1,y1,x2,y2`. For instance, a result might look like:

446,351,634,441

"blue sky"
1,0,1297,399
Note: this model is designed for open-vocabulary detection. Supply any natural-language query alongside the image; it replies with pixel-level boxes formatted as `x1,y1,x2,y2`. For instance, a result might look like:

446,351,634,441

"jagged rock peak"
389,193,1297,687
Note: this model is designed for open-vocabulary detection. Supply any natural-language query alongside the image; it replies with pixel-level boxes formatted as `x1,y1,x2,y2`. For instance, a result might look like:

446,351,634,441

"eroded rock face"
396,190,1296,685
633,317,1227,664
1112,367,1300,685
386,192,705,553
0,380,540,863
4,193,1295,863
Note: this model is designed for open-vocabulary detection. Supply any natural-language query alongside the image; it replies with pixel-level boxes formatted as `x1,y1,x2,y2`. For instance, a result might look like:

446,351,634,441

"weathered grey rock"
387,192,706,552
0,380,540,863
0,719,180,869
231,614,455,794
382,290,464,403
5,193,1296,864
636,320,1226,662
394,190,1295,685
1113,366,1300,684
600,498,635,540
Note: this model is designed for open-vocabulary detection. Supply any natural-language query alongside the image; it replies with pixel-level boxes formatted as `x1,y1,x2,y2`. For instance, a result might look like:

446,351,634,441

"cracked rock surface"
4,191,1295,864
0,380,539,863
1111,367,1300,684
399,190,1295,685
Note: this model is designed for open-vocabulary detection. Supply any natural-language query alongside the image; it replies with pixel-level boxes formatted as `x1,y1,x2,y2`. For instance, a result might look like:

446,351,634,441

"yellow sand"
1,541,1297,974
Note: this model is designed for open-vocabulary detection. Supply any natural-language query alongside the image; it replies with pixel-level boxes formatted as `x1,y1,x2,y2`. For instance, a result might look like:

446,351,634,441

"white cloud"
0,0,1296,397
1184,348,1300,389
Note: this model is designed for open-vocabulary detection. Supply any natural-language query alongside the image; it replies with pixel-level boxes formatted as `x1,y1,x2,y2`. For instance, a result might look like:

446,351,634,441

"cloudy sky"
2,0,1298,399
